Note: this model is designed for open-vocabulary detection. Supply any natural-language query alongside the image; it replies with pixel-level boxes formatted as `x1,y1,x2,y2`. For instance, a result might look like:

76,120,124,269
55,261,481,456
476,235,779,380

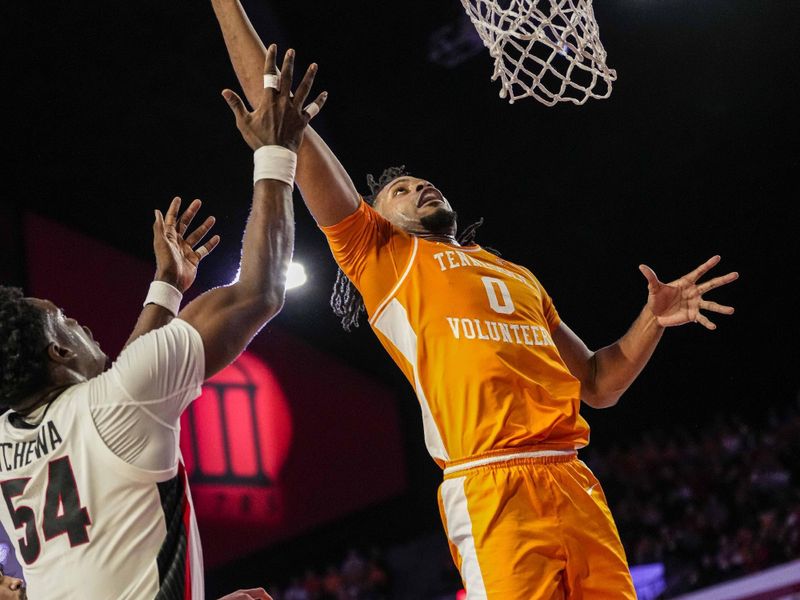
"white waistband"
443,449,577,475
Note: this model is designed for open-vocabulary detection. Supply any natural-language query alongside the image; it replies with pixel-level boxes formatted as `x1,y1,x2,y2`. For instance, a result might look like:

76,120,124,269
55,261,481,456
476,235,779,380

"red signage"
180,352,292,523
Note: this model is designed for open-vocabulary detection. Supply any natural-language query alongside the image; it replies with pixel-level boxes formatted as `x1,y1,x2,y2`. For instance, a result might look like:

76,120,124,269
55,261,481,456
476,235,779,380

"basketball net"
460,0,616,106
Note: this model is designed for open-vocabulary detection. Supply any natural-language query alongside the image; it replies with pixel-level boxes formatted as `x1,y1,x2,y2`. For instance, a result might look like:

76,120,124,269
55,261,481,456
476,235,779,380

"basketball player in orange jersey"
211,3,738,597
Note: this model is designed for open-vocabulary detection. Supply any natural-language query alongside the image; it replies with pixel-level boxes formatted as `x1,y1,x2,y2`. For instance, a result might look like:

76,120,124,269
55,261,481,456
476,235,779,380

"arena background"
2,1,799,598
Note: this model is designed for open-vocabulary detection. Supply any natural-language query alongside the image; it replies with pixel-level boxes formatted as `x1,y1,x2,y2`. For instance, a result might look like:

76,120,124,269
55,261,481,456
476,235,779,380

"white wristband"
253,145,297,186
143,281,183,316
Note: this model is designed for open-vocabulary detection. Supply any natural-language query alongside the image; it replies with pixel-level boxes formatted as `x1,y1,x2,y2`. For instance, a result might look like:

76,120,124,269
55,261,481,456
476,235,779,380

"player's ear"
47,343,77,365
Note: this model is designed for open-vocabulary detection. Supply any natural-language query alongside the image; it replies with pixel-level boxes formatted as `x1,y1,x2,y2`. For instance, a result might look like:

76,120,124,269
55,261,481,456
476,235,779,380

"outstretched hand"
222,44,327,152
639,255,738,330
153,196,220,293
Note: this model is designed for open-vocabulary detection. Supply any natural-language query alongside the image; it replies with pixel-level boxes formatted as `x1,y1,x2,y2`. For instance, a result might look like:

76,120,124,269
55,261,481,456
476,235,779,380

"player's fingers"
695,313,716,330
264,43,278,75
164,196,181,228
686,255,721,283
219,592,262,600
177,199,202,236
185,216,216,248
222,89,249,122
279,48,295,97
239,589,271,600
262,44,279,99
700,299,735,315
195,235,220,261
153,209,164,232
293,62,317,107
638,264,659,292
8,577,23,590
303,91,328,122
697,271,739,295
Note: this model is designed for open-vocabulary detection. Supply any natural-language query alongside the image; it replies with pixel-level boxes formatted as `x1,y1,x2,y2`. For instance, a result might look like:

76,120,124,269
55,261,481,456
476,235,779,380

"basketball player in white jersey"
0,47,324,599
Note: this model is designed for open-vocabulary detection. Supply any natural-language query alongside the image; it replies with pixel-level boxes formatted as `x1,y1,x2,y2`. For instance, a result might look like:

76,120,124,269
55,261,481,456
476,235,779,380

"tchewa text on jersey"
0,420,63,471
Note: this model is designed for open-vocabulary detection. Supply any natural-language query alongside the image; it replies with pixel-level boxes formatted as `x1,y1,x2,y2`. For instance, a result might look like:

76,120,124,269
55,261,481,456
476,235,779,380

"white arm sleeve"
88,319,205,471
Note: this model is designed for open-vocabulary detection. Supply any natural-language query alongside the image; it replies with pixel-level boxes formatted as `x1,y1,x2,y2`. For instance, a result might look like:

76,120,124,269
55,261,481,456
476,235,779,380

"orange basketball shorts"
437,450,636,599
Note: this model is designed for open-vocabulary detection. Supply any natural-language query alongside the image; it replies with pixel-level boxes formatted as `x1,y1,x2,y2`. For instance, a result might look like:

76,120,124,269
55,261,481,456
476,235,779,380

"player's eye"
393,187,406,196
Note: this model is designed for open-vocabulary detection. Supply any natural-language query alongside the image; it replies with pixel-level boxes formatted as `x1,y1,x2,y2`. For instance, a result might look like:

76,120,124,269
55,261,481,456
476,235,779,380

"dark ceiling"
5,0,800,585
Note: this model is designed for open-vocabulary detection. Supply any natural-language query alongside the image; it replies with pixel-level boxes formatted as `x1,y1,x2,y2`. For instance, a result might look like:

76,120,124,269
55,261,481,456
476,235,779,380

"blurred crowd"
584,398,800,595
263,398,800,599
266,548,391,600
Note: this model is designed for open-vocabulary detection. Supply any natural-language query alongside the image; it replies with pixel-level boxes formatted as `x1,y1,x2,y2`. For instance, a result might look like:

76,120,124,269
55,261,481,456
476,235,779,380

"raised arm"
210,0,359,226
123,197,220,350
179,47,326,377
554,256,738,409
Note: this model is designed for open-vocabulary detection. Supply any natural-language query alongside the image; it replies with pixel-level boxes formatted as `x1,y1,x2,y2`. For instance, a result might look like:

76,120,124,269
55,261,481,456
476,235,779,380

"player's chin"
419,205,458,233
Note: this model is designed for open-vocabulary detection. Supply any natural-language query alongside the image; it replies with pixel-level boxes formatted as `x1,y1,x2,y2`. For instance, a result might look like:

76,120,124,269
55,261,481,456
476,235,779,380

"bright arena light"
229,262,306,288
286,261,307,290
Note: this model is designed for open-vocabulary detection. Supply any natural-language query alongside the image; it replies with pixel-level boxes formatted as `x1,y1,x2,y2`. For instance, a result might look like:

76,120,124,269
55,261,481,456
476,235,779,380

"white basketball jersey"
0,320,205,599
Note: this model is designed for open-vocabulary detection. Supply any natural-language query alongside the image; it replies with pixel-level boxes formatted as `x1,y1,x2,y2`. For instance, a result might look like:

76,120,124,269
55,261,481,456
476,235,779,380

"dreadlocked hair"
0,286,49,407
330,167,500,332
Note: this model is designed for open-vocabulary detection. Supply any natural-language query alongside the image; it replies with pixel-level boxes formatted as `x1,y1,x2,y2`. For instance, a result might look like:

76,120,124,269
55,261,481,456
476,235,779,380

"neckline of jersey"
424,239,483,252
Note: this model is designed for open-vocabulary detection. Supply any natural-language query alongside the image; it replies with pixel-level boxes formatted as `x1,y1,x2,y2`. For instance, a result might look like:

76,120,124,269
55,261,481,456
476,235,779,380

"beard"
420,207,458,234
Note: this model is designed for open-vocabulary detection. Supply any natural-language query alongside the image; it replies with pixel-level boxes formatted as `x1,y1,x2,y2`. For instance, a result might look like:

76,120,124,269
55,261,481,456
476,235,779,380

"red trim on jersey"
180,463,193,600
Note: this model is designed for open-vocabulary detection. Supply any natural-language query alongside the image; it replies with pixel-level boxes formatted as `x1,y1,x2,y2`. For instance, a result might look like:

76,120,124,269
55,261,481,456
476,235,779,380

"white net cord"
460,0,617,106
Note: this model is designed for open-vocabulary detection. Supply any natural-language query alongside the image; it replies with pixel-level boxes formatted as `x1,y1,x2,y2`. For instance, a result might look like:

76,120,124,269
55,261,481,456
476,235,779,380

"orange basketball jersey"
323,201,589,467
